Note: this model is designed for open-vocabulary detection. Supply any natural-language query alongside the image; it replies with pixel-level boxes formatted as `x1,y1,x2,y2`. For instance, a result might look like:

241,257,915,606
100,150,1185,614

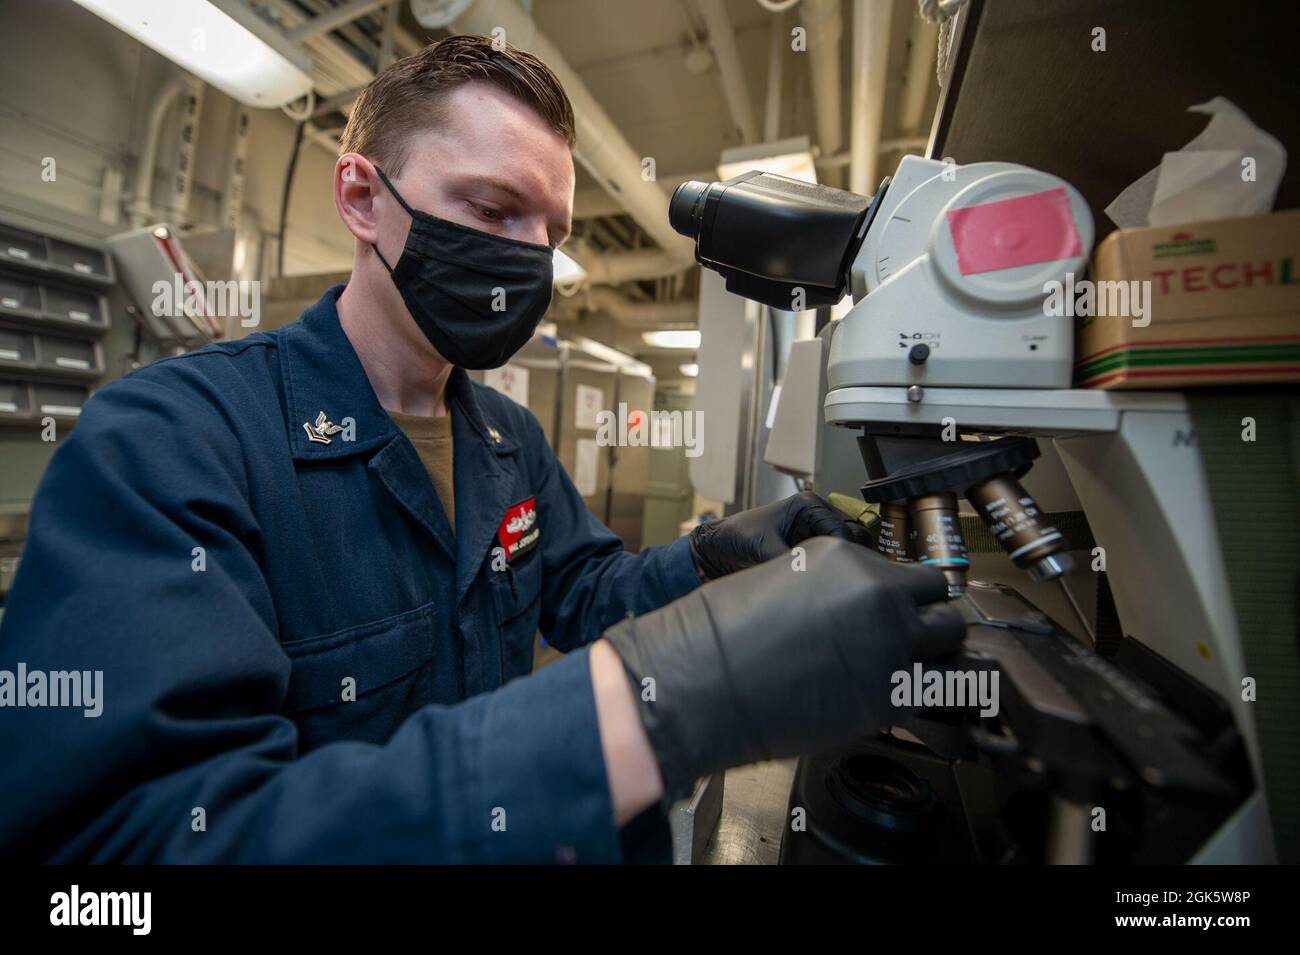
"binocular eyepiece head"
668,171,880,311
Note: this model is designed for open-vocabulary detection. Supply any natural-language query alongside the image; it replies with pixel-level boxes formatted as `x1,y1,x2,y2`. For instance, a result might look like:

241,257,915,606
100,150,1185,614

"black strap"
372,165,416,217
369,165,407,276
372,242,396,275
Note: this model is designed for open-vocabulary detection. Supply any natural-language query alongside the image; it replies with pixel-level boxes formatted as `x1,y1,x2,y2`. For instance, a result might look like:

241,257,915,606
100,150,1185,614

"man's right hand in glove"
588,535,966,821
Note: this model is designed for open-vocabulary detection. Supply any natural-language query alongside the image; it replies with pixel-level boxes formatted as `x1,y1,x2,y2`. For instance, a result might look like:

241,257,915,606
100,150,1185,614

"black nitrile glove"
603,536,965,800
688,490,874,580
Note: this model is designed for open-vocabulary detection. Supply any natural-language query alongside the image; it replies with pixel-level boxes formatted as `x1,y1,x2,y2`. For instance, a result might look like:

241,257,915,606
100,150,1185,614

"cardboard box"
1075,209,1300,389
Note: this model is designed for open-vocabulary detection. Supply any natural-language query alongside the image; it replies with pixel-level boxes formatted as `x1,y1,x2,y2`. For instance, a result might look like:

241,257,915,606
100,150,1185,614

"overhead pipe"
848,0,893,196
816,136,928,170
800,0,844,187
764,8,785,141
697,0,760,145
583,286,698,327
378,0,399,70
572,168,714,220
221,108,251,230
129,78,183,228
262,0,424,156
286,0,399,43
449,0,695,270
168,77,206,227
571,246,691,286
899,10,938,134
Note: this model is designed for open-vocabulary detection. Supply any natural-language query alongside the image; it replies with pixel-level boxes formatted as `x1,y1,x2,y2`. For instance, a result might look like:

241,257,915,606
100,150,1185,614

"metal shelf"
0,223,115,290
0,271,111,336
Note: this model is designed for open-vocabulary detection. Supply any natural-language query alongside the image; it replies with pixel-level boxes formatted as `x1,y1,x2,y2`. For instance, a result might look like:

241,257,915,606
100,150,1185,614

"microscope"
670,158,1273,863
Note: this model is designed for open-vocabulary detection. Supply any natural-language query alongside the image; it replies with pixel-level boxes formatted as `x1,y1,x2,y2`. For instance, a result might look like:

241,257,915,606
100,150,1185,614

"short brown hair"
339,34,576,174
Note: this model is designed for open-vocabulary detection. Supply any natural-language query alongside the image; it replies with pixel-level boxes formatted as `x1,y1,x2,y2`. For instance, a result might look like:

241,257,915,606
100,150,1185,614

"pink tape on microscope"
946,187,1082,275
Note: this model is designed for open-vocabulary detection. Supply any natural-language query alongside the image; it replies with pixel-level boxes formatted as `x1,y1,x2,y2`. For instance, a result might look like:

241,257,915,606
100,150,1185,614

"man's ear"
333,153,383,245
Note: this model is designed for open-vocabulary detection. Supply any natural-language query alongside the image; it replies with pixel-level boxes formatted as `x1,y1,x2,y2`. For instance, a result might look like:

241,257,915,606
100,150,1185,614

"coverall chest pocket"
279,599,446,752
490,550,543,681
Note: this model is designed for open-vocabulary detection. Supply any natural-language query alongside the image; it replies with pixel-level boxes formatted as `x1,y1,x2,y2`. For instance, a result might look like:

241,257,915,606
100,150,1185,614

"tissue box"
1075,209,1300,389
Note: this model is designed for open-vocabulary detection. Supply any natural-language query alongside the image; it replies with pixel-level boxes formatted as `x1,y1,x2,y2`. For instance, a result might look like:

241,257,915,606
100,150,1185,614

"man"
0,36,962,862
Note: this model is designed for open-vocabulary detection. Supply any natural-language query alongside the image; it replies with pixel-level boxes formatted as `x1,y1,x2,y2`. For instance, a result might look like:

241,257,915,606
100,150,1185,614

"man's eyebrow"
451,174,530,203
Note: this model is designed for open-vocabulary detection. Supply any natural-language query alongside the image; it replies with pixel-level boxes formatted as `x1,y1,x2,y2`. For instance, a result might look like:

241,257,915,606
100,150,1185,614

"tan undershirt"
389,409,455,533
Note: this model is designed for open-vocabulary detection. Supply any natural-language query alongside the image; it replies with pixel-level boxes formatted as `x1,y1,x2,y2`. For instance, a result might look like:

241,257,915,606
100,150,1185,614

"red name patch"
497,497,540,560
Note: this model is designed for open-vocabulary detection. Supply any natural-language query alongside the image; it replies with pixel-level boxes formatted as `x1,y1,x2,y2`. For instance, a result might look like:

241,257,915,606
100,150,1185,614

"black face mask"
371,166,554,369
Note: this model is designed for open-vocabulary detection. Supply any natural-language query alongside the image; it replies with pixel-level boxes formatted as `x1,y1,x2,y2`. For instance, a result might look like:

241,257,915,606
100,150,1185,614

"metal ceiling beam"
286,0,400,43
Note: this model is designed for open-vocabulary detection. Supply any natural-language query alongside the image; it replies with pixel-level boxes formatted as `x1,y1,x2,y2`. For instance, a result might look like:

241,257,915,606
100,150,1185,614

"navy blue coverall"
0,286,700,862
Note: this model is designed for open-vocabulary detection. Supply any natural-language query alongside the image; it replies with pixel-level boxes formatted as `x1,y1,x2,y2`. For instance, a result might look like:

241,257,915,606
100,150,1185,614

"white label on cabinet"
56,357,91,370
68,310,91,322
574,437,599,497
574,384,604,430
483,364,529,406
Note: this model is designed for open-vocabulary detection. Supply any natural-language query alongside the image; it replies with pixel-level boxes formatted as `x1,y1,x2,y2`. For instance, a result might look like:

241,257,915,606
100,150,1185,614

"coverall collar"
280,285,519,460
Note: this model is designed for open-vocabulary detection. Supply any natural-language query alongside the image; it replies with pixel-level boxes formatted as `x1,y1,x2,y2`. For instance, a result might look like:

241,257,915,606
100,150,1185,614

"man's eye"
472,203,501,221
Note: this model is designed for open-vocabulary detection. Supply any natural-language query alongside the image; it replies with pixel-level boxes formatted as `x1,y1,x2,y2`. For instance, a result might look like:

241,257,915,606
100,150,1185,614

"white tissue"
1105,97,1286,229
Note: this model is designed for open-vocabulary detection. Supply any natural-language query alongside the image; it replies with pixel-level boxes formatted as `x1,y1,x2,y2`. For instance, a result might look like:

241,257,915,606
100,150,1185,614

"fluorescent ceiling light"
642,329,702,350
71,0,313,108
679,363,699,378
718,135,818,184
571,337,653,378
553,247,586,285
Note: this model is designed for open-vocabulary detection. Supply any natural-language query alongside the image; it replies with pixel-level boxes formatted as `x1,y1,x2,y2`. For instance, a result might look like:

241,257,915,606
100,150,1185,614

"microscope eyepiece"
667,170,879,310
668,180,710,239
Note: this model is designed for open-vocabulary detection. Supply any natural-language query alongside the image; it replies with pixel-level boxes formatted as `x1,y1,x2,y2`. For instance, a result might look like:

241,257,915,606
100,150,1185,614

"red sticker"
946,187,1082,276
497,497,540,560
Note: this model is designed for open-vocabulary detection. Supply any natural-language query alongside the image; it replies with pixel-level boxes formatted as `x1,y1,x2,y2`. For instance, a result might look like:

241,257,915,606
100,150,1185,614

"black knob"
908,343,930,365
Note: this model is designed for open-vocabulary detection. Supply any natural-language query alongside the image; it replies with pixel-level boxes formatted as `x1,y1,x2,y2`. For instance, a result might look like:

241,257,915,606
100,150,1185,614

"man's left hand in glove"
688,489,875,581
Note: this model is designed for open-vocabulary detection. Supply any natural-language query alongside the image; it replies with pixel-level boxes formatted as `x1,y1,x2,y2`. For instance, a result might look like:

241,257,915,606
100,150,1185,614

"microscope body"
828,156,1093,392
669,157,1271,864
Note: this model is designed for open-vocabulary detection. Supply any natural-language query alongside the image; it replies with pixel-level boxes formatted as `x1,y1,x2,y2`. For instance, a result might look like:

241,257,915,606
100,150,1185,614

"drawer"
0,328,35,368
34,333,101,377
0,378,31,417
0,224,47,268
0,274,41,315
31,381,90,418
42,285,108,330
48,237,112,282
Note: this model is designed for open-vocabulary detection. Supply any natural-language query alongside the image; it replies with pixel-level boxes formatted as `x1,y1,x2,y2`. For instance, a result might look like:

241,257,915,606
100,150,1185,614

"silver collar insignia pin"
304,411,344,445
